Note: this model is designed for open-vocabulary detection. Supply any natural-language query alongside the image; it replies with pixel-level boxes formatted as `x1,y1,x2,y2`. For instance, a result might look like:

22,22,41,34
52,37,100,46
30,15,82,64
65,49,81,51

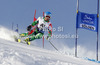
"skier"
19,12,52,45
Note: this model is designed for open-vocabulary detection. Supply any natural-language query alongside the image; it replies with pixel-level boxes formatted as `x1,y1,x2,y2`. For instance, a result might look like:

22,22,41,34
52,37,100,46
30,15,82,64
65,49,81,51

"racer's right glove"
27,25,32,31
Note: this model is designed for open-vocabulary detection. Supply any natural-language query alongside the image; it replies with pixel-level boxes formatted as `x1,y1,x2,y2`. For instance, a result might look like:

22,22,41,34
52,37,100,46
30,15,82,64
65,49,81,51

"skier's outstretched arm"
31,20,38,26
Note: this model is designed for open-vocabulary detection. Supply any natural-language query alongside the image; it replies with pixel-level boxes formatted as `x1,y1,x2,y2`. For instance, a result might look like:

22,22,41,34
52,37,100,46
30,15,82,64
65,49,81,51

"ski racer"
19,12,52,45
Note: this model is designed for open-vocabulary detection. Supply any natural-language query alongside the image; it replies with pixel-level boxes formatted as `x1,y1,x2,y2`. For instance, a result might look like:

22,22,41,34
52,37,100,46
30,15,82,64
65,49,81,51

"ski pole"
46,39,58,51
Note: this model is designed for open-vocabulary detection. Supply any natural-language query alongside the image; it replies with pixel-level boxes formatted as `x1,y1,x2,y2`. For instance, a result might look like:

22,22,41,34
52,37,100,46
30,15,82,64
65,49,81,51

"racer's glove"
27,25,32,31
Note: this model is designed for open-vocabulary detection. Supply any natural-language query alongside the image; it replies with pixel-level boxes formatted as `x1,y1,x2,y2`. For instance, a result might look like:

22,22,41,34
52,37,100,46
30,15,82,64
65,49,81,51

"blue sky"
0,0,100,60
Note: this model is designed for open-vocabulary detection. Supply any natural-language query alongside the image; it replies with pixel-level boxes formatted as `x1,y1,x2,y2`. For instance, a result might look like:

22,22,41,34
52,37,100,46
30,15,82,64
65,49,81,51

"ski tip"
18,39,21,43
27,42,31,45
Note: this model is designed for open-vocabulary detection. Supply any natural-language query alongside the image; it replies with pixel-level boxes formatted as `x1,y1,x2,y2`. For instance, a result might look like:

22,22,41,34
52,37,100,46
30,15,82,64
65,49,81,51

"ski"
14,36,31,45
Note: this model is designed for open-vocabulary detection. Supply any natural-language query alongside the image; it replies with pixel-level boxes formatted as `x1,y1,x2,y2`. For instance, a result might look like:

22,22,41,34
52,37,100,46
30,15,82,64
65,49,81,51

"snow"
0,39,99,65
0,26,99,65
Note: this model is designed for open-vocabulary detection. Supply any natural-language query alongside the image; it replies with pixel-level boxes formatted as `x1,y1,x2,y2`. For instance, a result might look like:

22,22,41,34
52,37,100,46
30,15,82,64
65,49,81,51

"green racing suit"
20,17,52,41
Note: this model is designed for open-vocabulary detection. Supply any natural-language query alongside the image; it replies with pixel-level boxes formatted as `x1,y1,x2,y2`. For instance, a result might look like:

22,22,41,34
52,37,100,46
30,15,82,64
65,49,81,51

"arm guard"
48,23,52,37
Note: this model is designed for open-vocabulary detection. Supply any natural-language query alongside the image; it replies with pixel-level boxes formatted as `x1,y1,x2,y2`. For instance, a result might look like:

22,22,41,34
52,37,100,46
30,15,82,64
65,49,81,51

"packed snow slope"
0,38,99,65
0,26,99,65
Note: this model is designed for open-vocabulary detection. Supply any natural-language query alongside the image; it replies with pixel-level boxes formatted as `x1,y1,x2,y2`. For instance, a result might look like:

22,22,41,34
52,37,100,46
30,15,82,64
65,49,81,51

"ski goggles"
46,16,51,18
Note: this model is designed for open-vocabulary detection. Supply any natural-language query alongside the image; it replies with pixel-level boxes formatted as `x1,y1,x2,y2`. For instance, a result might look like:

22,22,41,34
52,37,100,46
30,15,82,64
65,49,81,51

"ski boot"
14,35,21,43
15,38,21,43
24,38,31,45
